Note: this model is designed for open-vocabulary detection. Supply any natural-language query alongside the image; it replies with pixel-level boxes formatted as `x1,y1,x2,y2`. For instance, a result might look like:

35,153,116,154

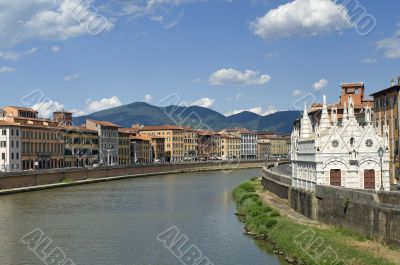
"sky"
0,0,400,117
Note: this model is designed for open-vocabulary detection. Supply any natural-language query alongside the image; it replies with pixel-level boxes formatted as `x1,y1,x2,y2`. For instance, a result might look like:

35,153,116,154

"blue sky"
0,0,400,117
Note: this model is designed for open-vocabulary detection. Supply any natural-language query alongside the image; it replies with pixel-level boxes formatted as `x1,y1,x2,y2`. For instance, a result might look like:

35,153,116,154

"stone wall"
0,160,267,191
261,164,291,200
289,187,317,220
262,165,400,247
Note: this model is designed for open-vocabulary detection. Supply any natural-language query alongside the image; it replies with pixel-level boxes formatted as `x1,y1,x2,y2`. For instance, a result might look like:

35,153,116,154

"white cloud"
64,73,80,81
209,68,271,86
51,46,61,53
190,98,215,108
119,0,189,29
31,100,64,118
0,0,113,48
144,94,153,102
377,29,400,59
313,79,328,91
120,0,191,17
193,78,201,83
30,96,123,117
293,89,305,96
0,67,15,73
226,105,277,116
0,47,38,61
85,96,123,113
250,0,352,40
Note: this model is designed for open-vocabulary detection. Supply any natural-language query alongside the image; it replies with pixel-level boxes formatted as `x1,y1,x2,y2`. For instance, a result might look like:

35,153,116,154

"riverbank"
0,161,266,196
233,178,400,265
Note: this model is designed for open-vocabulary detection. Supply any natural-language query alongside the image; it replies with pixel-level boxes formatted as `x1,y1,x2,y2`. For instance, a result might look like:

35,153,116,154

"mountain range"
73,102,301,134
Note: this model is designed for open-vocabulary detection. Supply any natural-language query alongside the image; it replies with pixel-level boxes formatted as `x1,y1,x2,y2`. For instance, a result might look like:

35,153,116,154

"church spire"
300,103,313,140
342,102,348,126
319,95,331,130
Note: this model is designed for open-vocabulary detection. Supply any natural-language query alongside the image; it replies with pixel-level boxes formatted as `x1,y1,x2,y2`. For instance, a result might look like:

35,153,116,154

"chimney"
391,78,395,86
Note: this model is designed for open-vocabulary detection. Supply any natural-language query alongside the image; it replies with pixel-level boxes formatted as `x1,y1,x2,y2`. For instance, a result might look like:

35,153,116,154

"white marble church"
291,95,390,191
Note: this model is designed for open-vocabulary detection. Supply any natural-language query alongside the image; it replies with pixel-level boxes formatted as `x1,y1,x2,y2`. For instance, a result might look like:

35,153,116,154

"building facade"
2,106,65,170
86,120,120,166
0,121,21,172
257,137,271,160
370,82,400,185
198,131,221,160
220,133,241,160
118,130,131,165
291,96,390,191
130,136,152,164
183,128,198,161
139,125,184,162
225,129,258,160
63,126,99,168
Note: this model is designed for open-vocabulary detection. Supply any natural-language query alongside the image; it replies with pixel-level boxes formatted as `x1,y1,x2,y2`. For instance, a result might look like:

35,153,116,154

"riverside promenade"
0,160,269,195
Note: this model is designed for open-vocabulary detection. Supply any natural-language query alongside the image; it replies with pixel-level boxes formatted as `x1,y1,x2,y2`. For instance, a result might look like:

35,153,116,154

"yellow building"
220,133,241,160
269,135,290,158
370,82,400,185
183,127,198,161
118,130,131,165
139,125,184,162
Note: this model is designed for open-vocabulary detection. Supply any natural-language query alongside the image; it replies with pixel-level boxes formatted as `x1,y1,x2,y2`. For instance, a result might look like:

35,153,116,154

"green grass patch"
233,179,396,265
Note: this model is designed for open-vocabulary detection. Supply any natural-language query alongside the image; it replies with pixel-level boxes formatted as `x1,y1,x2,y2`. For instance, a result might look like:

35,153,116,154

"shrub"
264,218,278,228
239,183,256,193
239,193,260,204
269,211,280,218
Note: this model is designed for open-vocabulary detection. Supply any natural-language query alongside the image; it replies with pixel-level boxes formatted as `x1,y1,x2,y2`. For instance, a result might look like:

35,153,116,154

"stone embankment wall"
262,165,400,247
0,160,266,192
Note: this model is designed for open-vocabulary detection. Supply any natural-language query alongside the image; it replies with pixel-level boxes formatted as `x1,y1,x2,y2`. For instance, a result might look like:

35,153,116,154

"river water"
0,168,285,265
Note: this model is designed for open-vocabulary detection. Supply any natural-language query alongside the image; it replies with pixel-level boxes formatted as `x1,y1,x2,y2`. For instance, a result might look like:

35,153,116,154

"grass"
233,179,397,265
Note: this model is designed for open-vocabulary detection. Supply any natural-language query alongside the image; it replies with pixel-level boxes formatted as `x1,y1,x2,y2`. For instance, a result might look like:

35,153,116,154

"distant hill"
73,102,301,134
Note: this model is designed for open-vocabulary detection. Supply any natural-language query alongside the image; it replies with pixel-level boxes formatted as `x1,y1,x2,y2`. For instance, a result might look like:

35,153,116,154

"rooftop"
3,106,38,112
140,125,184,131
370,84,400,97
87,119,121,128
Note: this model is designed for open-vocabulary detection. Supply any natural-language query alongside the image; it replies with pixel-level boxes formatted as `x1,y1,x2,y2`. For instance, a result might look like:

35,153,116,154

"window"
11,153,14,160
1,153,4,160
2,129,6,135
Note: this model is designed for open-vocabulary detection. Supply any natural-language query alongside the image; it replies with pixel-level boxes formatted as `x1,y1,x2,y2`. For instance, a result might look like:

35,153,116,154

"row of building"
0,106,290,172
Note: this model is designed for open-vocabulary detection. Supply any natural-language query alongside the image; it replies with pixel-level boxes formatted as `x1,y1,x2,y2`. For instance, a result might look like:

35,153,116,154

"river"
0,168,285,265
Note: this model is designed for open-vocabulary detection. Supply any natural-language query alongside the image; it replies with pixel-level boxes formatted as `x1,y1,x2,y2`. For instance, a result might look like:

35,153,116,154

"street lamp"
378,147,384,191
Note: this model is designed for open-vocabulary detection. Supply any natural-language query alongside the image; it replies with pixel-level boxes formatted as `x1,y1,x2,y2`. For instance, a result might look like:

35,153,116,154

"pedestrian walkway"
257,189,319,226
